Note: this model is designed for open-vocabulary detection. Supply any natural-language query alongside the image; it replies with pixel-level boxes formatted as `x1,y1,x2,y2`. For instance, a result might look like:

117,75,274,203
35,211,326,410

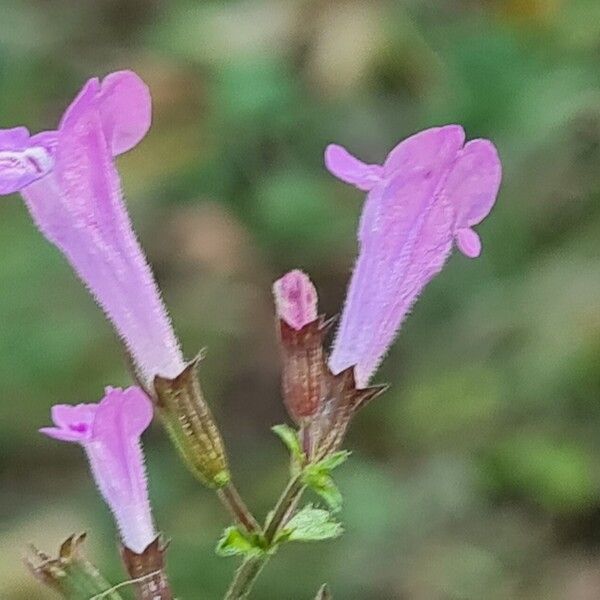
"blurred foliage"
1,0,600,598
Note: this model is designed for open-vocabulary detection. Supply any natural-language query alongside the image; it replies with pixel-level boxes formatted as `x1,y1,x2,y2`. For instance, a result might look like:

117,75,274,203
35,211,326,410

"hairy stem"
224,475,306,599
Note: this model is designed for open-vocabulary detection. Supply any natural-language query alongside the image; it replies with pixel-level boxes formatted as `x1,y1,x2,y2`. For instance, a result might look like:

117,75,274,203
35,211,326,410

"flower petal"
273,270,318,330
59,72,151,157
39,427,86,443
383,125,465,178
324,144,383,191
51,403,97,429
98,71,152,156
445,139,502,229
95,386,153,440
0,127,54,194
455,227,482,258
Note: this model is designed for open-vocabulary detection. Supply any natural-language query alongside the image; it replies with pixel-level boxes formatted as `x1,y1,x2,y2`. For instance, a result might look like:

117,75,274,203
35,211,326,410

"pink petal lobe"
324,144,383,191
39,427,86,443
383,125,465,177
455,227,482,258
51,403,97,427
445,139,502,229
98,71,152,155
94,386,153,440
0,127,55,194
0,127,30,149
273,270,318,330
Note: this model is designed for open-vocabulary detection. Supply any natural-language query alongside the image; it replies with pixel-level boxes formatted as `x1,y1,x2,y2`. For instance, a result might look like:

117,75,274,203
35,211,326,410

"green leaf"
302,470,343,512
301,452,350,512
282,505,343,542
272,424,304,462
313,450,351,472
216,527,264,558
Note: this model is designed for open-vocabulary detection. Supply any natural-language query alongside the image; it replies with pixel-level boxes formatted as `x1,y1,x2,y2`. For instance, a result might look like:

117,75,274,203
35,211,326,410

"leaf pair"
273,423,351,512
216,505,343,559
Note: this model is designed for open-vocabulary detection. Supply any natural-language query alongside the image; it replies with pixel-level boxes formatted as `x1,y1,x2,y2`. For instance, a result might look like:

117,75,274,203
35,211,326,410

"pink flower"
0,71,184,385
273,270,318,330
40,387,155,553
326,125,502,387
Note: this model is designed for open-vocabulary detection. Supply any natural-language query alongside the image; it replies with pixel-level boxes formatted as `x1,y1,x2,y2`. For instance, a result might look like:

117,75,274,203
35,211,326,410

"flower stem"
263,475,304,543
218,482,261,534
224,475,306,599
224,556,267,600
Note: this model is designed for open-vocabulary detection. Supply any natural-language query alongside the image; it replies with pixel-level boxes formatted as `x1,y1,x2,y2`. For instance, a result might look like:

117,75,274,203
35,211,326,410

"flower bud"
273,271,330,424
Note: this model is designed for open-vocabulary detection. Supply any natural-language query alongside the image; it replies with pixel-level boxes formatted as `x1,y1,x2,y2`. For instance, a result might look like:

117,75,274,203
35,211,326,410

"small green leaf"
282,505,343,542
216,527,263,558
272,424,303,462
313,450,351,472
303,471,343,512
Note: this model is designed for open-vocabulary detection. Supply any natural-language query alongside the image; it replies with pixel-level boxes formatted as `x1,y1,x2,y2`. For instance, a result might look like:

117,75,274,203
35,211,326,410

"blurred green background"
1,0,600,598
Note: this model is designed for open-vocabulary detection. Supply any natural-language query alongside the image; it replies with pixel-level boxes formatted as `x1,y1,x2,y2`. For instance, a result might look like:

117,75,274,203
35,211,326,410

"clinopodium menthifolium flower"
0,69,503,600
0,71,183,387
40,387,155,554
325,126,501,387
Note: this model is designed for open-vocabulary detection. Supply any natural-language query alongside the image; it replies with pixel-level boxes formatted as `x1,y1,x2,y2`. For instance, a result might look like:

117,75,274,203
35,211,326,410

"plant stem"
218,482,261,534
263,475,304,543
224,556,267,600
224,475,306,599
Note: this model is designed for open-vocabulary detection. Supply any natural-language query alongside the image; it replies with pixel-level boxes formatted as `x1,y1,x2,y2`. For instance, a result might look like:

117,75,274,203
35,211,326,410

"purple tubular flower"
0,71,184,385
326,125,502,387
40,387,156,553
273,270,318,330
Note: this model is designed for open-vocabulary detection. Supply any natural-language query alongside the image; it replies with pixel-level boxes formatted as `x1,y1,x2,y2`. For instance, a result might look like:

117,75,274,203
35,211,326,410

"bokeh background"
1,1,600,598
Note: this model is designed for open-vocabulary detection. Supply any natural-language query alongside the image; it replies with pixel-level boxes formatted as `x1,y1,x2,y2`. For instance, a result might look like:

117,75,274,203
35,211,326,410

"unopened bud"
273,270,318,331
154,357,230,488
273,271,330,423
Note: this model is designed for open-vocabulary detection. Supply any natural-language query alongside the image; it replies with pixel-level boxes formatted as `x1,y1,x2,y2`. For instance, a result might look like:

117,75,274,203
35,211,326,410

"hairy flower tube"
326,125,502,387
0,71,184,386
40,387,156,554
